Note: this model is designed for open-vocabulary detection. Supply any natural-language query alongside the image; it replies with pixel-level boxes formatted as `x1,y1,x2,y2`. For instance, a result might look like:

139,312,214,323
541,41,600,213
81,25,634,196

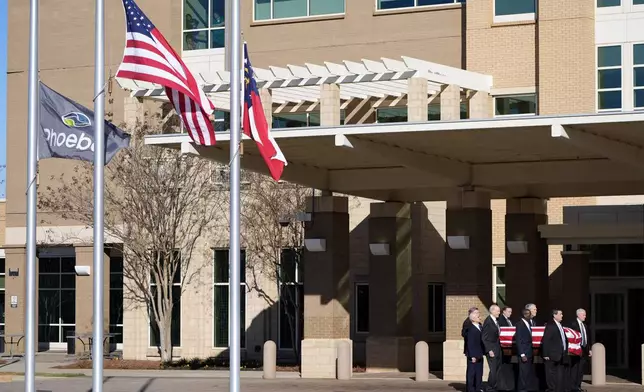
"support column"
74,246,110,355
320,84,341,126
259,88,272,126
366,202,414,372
301,196,351,378
440,84,461,121
407,77,428,122
443,190,492,381
505,198,549,314
4,247,31,353
560,250,590,320
469,91,492,119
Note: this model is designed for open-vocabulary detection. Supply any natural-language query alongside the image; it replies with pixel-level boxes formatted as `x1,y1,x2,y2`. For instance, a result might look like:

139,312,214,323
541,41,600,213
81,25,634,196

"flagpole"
229,0,241,392
25,0,39,390
92,0,106,389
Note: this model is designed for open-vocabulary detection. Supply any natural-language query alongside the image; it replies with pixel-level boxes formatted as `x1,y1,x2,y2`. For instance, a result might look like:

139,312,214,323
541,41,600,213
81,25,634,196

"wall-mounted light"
295,212,312,222
369,243,390,256
447,235,470,250
74,266,91,276
507,240,529,254
304,238,326,252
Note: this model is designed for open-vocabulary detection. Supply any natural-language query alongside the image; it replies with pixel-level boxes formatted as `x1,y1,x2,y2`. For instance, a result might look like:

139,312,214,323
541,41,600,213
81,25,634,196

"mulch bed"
55,359,366,373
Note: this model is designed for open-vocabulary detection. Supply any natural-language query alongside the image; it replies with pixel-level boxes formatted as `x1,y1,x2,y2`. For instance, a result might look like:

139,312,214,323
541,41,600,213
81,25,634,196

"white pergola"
116,56,493,111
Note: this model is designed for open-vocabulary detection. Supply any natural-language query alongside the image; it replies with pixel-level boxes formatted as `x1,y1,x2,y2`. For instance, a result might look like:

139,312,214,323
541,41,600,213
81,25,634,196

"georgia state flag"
243,43,287,181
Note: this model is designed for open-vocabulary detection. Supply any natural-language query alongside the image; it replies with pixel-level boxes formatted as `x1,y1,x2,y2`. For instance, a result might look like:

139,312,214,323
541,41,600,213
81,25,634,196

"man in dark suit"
516,308,536,392
462,307,479,355
482,304,502,392
466,311,485,392
542,309,569,392
525,303,539,327
568,308,591,392
499,306,513,327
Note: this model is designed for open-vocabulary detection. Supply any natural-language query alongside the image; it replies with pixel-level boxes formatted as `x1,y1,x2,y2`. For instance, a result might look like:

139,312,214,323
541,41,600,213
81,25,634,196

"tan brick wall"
537,0,595,114
492,199,507,262
0,201,6,247
466,0,536,89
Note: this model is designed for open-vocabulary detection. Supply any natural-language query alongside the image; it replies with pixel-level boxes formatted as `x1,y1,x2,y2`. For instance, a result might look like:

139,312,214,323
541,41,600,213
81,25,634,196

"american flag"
116,0,216,146
499,326,582,356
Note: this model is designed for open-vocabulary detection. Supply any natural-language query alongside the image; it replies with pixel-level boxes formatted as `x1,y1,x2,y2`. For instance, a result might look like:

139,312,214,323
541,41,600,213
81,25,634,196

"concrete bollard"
415,341,429,382
591,343,606,386
336,341,351,380
263,340,277,380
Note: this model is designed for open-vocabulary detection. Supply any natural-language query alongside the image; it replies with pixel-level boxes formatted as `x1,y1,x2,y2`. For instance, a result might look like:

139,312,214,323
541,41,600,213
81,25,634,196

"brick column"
320,84,341,126
443,190,492,381
4,247,32,353
366,202,414,372
440,84,461,121
300,196,351,378
469,91,492,119
259,88,272,126
505,198,549,313
407,77,428,122
560,250,590,321
74,246,110,354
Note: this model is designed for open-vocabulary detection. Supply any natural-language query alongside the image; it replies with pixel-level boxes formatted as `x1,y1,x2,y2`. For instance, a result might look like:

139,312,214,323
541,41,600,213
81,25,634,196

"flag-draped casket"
499,326,582,356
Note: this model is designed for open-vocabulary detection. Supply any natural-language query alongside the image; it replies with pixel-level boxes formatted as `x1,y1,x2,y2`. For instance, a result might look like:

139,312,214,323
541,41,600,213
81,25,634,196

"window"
213,248,246,348
278,248,303,350
212,110,230,133
376,107,407,123
428,103,469,121
597,0,620,6
586,243,644,277
272,111,346,129
494,94,537,116
494,0,535,22
38,252,76,345
255,0,345,21
354,283,369,333
149,251,181,347
493,266,506,307
635,0,644,5
109,254,124,346
183,0,225,51
377,0,462,11
0,258,5,335
597,46,622,111
427,283,445,333
634,44,644,109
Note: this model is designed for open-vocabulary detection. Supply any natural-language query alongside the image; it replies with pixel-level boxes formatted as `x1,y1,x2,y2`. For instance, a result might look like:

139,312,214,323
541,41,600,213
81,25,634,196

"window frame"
148,250,183,349
277,247,304,350
212,247,248,349
375,0,462,12
493,265,506,307
182,0,226,52
253,0,346,23
493,0,536,24
597,45,624,112
493,93,538,117
633,43,644,109
109,254,124,351
427,283,445,333
354,282,370,334
37,254,76,347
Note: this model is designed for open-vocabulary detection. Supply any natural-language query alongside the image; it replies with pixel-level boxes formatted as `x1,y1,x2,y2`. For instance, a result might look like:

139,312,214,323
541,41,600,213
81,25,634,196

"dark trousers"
545,359,566,392
518,358,535,392
485,354,500,391
569,354,587,391
466,358,483,392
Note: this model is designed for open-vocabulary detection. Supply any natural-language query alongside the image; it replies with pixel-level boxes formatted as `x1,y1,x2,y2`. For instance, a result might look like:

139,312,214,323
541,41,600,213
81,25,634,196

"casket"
499,326,582,356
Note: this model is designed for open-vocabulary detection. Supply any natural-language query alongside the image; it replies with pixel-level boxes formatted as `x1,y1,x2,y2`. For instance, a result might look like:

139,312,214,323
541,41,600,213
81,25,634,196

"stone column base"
366,336,415,372
301,338,353,379
443,340,490,381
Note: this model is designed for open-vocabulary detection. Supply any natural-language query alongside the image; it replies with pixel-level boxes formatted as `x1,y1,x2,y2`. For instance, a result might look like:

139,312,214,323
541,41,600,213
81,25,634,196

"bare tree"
240,174,311,360
38,116,226,361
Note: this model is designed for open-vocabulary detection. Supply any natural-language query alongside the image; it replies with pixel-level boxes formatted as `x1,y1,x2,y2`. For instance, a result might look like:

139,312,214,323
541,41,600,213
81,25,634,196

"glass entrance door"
38,254,76,350
592,292,627,368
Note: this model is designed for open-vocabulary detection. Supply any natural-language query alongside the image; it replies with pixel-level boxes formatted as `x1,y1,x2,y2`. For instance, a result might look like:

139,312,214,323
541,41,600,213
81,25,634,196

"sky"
0,0,6,199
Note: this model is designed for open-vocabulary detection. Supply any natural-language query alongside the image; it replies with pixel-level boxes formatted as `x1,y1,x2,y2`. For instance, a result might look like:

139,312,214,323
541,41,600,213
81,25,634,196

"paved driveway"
1,377,642,392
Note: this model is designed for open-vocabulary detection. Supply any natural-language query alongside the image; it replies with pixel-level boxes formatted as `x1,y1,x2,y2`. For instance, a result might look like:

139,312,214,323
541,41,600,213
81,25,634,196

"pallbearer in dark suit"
462,307,479,355
568,308,592,392
466,312,485,392
482,304,502,392
541,309,570,392
516,308,537,392
498,306,513,327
